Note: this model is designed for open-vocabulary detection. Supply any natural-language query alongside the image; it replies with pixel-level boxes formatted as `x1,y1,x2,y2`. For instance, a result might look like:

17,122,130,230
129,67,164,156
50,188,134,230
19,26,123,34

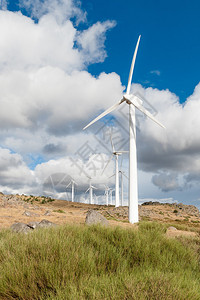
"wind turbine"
109,188,114,205
103,134,127,207
66,179,77,202
104,185,110,206
85,178,97,204
83,35,165,224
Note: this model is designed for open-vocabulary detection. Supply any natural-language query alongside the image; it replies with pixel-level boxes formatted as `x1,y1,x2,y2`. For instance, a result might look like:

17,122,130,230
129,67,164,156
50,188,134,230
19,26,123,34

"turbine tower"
119,170,128,206
85,178,97,204
83,36,165,223
103,134,127,207
66,179,77,202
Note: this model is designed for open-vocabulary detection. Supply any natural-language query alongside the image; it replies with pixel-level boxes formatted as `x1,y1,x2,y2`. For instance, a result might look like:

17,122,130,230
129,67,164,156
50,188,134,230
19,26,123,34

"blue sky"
81,0,200,102
0,0,200,208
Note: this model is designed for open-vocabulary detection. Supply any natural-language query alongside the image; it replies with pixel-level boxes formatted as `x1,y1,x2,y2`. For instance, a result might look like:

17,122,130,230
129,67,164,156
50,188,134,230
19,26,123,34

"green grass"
0,222,200,299
53,209,65,213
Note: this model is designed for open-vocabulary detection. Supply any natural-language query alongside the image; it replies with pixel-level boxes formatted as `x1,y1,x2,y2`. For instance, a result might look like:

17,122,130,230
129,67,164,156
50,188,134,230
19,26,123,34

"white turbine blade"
126,35,141,95
66,182,71,189
85,188,90,193
122,172,128,180
91,185,97,190
72,179,78,185
83,100,124,130
116,151,128,154
101,154,114,175
110,134,115,153
109,173,115,179
130,96,165,129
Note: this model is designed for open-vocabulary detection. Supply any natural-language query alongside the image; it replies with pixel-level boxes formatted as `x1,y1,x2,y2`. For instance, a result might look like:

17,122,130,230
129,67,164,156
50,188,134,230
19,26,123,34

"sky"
0,0,200,208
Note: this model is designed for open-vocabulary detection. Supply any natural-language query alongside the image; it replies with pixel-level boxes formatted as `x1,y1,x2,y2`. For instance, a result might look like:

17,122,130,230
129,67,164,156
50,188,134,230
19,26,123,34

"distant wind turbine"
85,177,97,204
66,179,77,202
103,134,127,207
83,35,165,223
104,185,110,206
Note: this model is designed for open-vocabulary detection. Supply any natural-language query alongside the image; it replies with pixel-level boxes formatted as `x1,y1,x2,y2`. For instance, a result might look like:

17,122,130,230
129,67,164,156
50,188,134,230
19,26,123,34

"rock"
23,210,39,217
37,219,56,228
11,222,33,233
27,221,40,229
85,210,109,226
44,210,51,216
168,226,177,231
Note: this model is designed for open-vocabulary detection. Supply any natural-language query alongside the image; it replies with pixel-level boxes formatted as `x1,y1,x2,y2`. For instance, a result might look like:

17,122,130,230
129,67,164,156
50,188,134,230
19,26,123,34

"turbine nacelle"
123,94,143,106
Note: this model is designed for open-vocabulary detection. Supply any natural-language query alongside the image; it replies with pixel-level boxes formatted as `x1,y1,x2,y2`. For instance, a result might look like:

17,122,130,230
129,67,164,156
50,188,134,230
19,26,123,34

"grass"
0,222,200,299
53,209,65,213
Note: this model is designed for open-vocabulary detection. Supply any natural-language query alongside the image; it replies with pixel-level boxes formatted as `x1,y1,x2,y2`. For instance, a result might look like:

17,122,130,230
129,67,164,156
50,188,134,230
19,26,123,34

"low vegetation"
22,195,55,205
0,222,200,299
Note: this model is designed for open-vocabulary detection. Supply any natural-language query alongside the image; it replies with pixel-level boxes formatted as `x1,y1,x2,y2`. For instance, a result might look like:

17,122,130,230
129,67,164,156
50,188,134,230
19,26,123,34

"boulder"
23,210,39,217
168,226,177,231
85,210,109,226
37,219,56,228
11,222,33,234
27,221,40,229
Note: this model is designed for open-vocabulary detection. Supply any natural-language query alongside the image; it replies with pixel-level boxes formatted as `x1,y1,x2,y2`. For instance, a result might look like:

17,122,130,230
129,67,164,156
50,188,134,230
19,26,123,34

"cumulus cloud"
0,148,36,190
19,0,86,24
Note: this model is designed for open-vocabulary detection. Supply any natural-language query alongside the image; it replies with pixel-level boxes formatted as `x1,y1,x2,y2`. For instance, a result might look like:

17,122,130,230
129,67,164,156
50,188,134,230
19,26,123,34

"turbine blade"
66,182,71,189
120,155,123,169
101,154,114,175
110,134,115,153
116,151,129,154
122,172,128,180
91,185,97,189
126,35,141,95
72,179,78,185
83,100,124,130
85,188,90,193
109,173,115,179
130,95,165,129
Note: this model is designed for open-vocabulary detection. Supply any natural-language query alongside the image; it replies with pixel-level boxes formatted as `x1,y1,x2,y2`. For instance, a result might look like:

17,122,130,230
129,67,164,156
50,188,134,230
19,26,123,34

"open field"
1,193,200,299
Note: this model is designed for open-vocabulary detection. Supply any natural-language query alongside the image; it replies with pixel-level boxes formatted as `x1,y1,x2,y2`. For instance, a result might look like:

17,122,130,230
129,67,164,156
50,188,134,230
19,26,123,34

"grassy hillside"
0,222,200,299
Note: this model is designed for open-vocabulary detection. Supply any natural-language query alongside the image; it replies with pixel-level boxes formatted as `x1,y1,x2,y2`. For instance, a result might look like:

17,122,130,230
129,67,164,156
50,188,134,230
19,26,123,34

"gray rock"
85,210,109,226
11,222,33,233
168,226,177,231
44,210,51,216
23,210,39,217
27,221,40,229
37,219,56,228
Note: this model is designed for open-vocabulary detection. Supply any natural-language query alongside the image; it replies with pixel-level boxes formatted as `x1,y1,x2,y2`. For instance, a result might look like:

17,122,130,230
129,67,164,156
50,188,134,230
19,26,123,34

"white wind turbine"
85,178,97,204
83,35,165,223
109,188,114,205
103,134,127,207
104,185,110,206
66,179,77,202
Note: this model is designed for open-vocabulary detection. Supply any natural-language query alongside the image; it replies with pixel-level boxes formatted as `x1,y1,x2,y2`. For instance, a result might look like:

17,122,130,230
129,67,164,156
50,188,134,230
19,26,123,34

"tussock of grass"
0,222,200,299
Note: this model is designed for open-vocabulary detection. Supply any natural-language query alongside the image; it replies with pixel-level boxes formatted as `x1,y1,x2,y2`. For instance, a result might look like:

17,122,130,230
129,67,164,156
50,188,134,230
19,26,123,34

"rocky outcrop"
23,210,40,217
85,210,109,226
11,222,33,234
10,219,56,233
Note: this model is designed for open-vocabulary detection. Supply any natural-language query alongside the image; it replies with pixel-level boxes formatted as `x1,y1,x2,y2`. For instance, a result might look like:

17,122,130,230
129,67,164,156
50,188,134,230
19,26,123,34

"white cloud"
150,70,161,76
0,148,36,189
19,0,86,24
